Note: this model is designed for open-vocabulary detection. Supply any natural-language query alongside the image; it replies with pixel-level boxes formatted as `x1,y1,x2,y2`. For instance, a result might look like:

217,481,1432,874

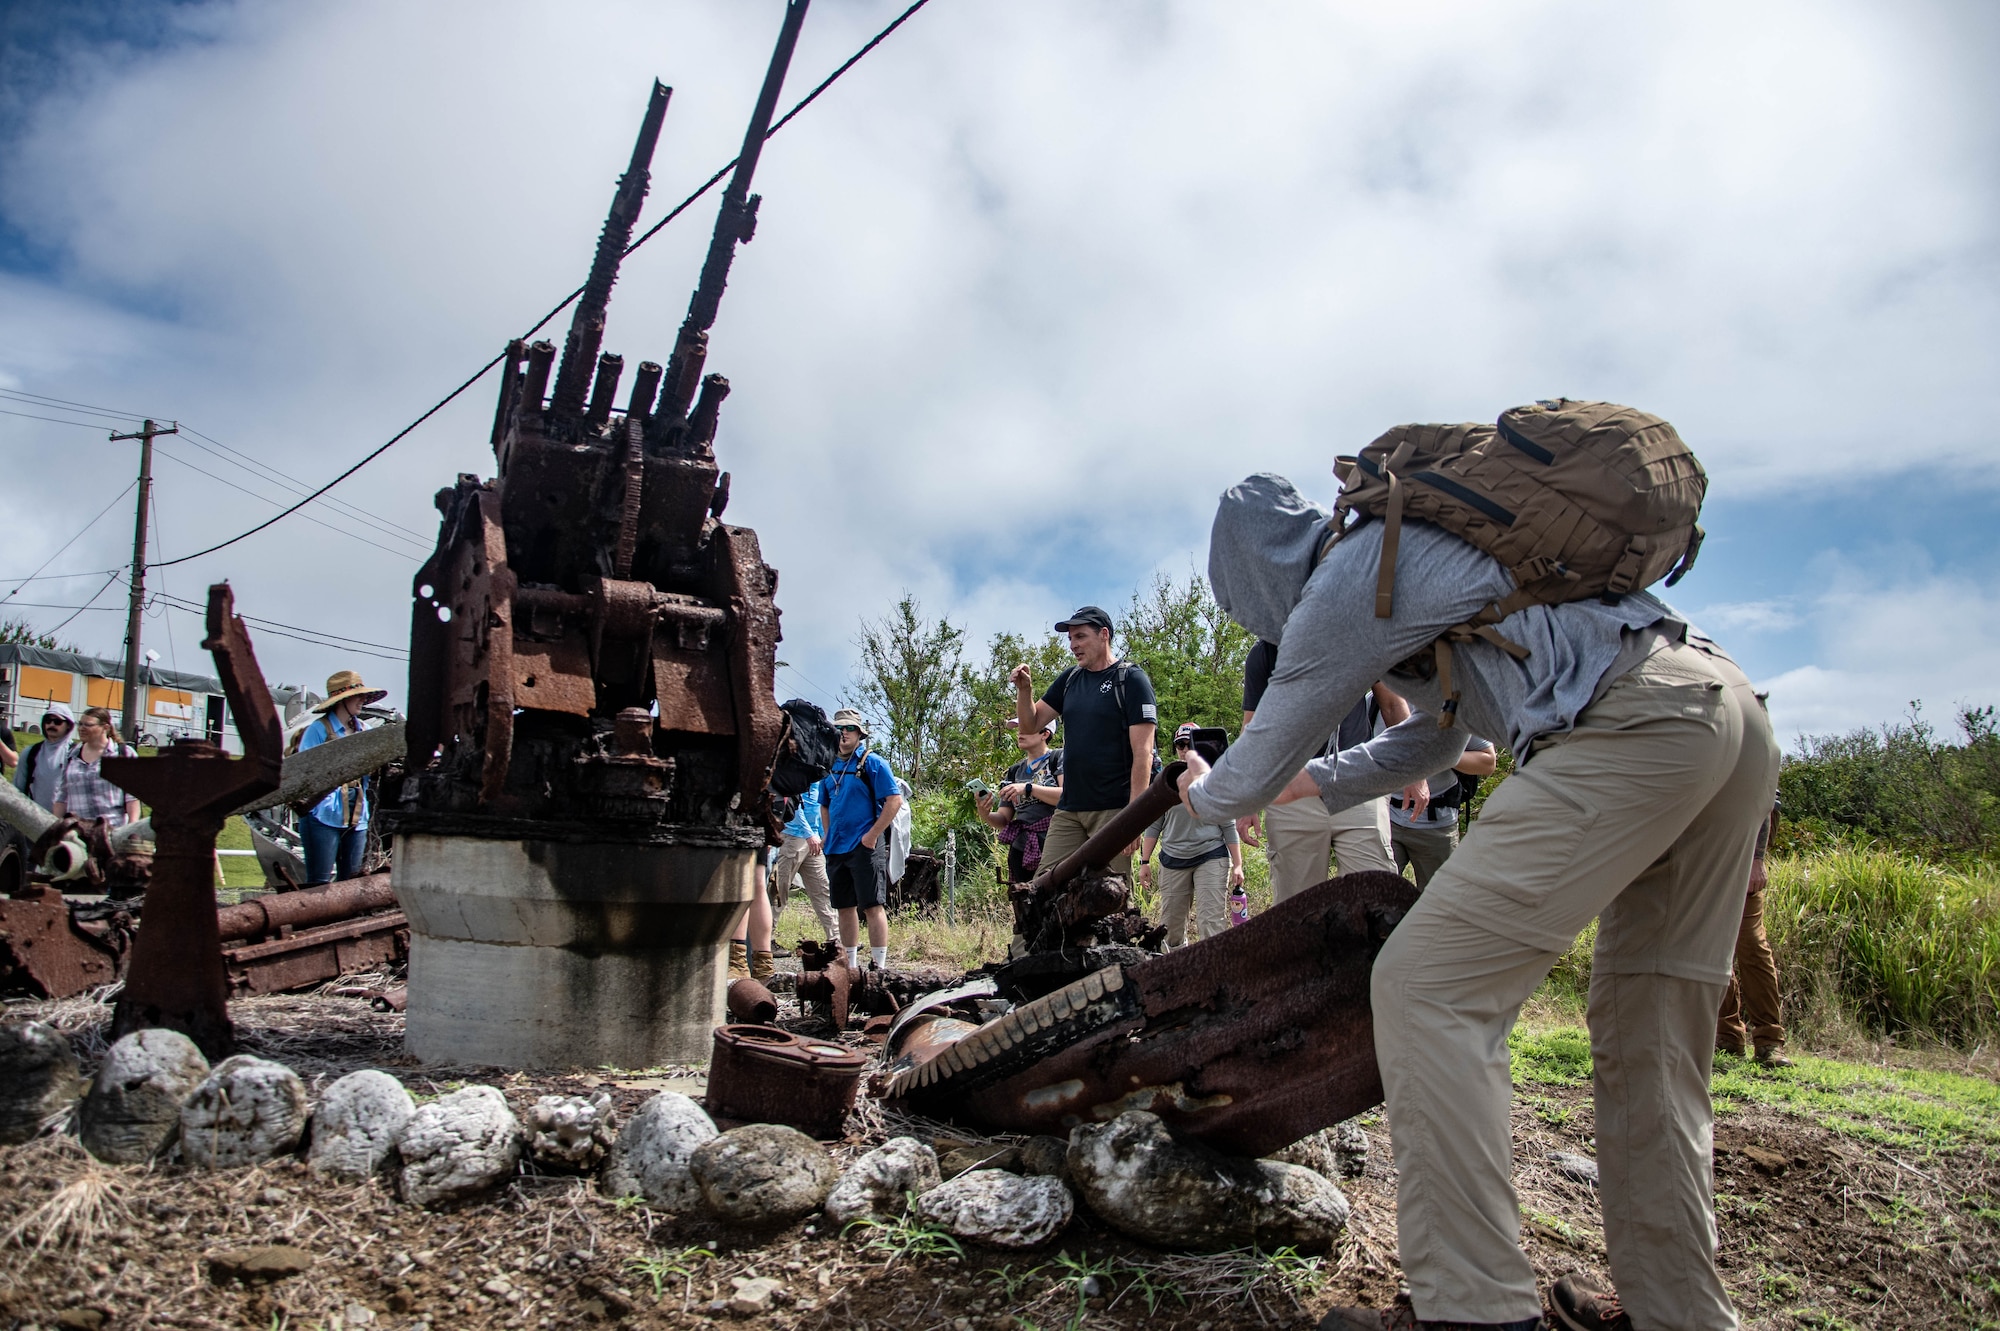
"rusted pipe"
1028,760,1188,894
214,872,397,942
725,977,779,1024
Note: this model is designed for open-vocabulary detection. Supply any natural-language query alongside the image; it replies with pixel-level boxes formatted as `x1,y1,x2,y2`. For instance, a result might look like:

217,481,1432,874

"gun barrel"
550,80,674,418
659,0,808,417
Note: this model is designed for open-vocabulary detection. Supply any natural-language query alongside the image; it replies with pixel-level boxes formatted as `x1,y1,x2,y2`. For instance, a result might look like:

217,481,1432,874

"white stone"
601,1092,717,1211
1268,1119,1370,1181
690,1123,838,1226
180,1055,310,1169
728,1276,781,1315
915,1170,1072,1249
1068,1111,1348,1251
309,1070,416,1181
526,1092,616,1172
0,1021,84,1146
78,1028,210,1164
396,1085,522,1207
824,1136,942,1227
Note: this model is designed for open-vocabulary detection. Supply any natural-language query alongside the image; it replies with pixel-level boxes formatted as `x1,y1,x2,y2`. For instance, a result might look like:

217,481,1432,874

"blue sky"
2,0,1997,747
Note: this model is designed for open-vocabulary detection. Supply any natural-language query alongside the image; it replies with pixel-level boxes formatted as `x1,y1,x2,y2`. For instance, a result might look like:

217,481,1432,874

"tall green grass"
1535,849,2000,1047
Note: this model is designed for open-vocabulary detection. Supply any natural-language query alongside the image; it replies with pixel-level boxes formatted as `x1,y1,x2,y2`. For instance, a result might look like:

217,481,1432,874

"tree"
1118,568,1257,737
849,594,971,794
0,617,83,654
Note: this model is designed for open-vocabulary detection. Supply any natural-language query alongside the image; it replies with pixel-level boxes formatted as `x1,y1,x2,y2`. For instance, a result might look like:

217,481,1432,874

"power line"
151,590,409,655
0,405,117,430
151,597,408,662
0,386,155,420
152,0,936,571
44,571,126,637
149,443,427,561
178,424,432,543
0,482,138,605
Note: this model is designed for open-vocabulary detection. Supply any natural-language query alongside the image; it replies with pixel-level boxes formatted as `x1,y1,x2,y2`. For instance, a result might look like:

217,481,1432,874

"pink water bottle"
1228,887,1250,926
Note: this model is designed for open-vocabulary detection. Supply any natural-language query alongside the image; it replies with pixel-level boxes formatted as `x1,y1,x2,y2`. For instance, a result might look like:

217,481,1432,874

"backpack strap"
1372,436,1421,619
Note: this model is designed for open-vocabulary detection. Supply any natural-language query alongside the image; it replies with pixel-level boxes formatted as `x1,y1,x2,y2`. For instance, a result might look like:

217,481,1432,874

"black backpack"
770,699,839,798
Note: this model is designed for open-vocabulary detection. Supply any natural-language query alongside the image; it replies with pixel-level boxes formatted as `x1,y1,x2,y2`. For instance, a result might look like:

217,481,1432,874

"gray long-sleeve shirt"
1187,476,1684,824
1143,804,1240,862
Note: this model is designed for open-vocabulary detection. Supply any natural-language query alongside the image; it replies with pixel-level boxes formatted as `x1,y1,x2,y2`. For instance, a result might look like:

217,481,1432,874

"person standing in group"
1390,733,1497,889
51,706,139,829
1242,639,1414,902
297,670,386,885
1011,606,1158,885
12,704,77,812
1717,797,1789,1067
815,708,903,972
1139,722,1243,946
729,858,776,981
977,719,1063,884
770,780,838,945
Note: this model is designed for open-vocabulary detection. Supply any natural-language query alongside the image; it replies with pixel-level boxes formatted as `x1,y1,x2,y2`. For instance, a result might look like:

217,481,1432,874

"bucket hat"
829,707,871,737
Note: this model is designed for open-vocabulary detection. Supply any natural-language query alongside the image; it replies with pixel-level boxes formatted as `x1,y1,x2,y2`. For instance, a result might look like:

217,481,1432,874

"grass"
1510,1024,2000,1155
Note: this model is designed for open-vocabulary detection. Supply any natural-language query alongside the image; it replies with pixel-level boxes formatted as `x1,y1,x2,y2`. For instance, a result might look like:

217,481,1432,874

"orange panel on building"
17,666,75,705
85,677,125,710
149,688,195,720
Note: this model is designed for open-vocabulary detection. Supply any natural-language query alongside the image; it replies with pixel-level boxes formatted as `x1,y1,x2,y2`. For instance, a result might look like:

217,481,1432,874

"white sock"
845,945,861,970
870,946,887,969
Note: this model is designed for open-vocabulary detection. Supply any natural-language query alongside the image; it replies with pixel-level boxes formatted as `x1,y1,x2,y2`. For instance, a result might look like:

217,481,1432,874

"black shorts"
827,843,888,911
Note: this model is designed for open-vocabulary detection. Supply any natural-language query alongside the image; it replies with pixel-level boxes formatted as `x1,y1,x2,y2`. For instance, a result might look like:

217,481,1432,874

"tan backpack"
1329,399,1707,725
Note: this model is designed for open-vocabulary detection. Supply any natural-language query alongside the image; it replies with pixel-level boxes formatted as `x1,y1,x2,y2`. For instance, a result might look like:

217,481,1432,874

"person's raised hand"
1010,663,1033,689
1175,750,1211,812
974,791,994,814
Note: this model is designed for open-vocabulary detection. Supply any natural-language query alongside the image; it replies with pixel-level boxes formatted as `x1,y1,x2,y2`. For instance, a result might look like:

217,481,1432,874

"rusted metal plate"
889,871,1418,1158
652,643,737,734
511,639,594,716
0,885,128,998
706,1023,868,1138
222,912,408,997
106,585,284,1058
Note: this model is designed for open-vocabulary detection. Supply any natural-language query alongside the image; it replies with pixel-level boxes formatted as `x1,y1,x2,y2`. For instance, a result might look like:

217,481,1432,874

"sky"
2,0,1997,749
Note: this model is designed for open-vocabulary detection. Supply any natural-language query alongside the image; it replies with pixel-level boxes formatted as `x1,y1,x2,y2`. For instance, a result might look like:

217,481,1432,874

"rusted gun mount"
1010,763,1187,954
104,584,283,1057
398,12,814,844
217,872,406,997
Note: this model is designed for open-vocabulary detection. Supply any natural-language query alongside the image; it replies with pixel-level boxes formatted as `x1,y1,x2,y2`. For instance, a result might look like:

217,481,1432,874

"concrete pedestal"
392,833,754,1069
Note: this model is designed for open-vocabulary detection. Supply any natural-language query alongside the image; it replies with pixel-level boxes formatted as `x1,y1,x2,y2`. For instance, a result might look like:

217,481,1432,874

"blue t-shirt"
783,782,824,840
816,748,898,856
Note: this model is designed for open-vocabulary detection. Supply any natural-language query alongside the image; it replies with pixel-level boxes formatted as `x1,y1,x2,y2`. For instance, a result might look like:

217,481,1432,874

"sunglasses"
1173,737,1194,749
837,725,861,734
42,718,71,729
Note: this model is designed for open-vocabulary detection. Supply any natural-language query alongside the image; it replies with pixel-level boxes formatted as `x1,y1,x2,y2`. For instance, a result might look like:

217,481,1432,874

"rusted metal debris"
216,872,408,997
0,885,131,998
396,28,808,846
890,795,1419,1157
725,977,779,1025
104,584,284,1057
706,1023,868,1139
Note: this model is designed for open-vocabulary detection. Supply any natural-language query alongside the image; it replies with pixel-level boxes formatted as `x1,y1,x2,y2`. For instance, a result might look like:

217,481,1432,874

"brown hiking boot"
1753,1044,1792,1068
727,939,750,979
750,949,775,981
1549,1272,1631,1331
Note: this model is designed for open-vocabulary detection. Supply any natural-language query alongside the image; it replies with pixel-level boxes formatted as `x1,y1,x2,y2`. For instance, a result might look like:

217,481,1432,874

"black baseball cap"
1054,605,1113,633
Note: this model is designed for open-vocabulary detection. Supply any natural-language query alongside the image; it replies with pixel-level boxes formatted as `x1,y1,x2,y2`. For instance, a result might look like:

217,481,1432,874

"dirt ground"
3,985,1996,1331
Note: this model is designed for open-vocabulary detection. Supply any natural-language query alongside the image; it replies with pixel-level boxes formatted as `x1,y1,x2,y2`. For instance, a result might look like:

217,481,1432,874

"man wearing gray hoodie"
1181,474,1776,1331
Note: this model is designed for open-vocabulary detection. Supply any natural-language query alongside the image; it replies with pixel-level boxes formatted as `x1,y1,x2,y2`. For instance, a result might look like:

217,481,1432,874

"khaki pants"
1039,807,1135,884
771,834,837,943
1716,884,1784,1053
1265,794,1394,903
1158,855,1229,947
1391,817,1459,889
1372,639,1778,1328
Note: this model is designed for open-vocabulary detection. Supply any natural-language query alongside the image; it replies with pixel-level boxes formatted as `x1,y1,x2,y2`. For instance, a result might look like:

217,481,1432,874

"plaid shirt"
57,743,138,825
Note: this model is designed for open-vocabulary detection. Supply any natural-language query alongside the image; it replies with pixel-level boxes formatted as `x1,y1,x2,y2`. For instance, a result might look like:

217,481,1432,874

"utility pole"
109,419,177,745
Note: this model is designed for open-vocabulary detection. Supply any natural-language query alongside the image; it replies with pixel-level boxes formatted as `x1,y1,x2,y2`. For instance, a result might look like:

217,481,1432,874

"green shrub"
1531,849,2000,1047
1777,704,2000,863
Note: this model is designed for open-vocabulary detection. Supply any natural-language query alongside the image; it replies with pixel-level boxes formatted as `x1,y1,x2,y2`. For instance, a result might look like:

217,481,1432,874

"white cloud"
0,0,1995,710
1759,555,2000,741
1689,600,1802,635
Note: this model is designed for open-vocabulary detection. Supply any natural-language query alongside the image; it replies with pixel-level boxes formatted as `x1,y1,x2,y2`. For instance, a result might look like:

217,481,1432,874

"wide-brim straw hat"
314,669,389,713
830,707,871,737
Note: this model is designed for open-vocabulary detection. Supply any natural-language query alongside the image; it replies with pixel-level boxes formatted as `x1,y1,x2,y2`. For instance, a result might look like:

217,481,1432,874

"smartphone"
1186,727,1229,764
964,778,992,798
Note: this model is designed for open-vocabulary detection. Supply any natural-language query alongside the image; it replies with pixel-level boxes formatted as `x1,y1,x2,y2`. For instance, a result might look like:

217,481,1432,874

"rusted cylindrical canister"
705,1023,869,1138
726,978,779,1025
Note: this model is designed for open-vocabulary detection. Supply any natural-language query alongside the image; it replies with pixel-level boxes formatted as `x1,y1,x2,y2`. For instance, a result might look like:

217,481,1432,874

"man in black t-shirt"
1011,605,1158,885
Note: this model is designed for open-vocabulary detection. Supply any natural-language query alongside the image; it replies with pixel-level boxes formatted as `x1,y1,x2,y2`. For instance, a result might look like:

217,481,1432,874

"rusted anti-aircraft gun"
386,1,812,1069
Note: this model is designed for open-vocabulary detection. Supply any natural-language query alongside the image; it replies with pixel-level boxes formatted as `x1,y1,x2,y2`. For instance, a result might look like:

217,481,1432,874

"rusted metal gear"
886,870,1419,1158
